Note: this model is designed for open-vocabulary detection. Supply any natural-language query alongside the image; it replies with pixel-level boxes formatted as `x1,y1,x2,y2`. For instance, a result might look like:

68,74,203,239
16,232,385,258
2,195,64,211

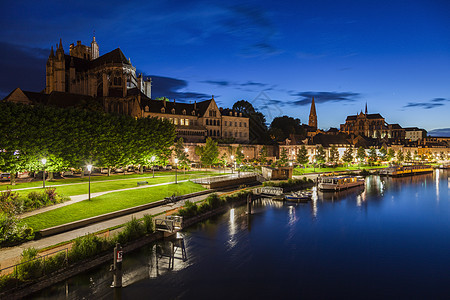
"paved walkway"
18,180,189,219
0,191,223,271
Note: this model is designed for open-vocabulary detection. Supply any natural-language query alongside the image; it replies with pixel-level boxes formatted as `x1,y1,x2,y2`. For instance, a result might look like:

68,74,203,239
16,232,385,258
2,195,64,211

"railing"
0,247,69,286
191,172,256,185
154,216,183,233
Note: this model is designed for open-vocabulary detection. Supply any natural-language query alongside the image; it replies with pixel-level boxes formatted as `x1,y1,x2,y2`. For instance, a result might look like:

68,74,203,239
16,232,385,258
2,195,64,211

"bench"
164,195,181,204
137,181,148,186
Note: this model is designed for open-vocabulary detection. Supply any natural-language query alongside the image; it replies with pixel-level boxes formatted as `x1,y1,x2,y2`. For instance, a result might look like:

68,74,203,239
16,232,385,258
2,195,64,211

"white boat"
318,175,365,191
285,191,312,202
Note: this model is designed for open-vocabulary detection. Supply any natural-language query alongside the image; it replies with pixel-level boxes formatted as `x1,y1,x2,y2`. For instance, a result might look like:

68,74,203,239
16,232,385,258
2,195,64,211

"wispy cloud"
403,98,450,109
144,74,211,101
428,128,450,137
202,79,269,90
289,91,360,105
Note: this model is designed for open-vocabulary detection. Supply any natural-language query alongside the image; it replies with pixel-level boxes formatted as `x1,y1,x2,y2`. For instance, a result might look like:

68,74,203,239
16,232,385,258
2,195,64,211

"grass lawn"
5,172,221,197
0,170,221,191
293,165,386,175
21,181,205,231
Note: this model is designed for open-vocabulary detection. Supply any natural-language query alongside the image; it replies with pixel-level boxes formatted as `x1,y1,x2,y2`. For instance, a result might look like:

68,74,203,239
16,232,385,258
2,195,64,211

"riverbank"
0,189,255,298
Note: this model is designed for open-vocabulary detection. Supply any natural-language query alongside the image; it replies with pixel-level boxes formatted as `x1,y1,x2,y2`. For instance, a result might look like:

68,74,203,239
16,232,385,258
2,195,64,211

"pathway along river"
30,170,450,299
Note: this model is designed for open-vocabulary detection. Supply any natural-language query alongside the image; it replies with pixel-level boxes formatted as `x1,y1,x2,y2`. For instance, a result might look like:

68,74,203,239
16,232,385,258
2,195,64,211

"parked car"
165,165,172,170
114,168,124,173
1,173,11,181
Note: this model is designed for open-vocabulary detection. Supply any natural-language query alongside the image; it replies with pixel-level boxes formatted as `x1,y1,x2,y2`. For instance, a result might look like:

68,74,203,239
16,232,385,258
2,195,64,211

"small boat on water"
318,175,365,191
379,165,433,177
285,191,312,202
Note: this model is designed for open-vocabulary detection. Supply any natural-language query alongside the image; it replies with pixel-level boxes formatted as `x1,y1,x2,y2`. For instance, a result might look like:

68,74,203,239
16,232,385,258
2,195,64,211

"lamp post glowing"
87,164,92,201
184,148,188,175
41,158,47,189
174,158,178,184
231,155,234,174
151,155,156,178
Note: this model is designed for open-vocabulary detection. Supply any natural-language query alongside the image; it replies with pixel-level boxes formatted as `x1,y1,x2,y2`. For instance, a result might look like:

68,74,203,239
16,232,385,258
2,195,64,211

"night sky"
1,0,449,135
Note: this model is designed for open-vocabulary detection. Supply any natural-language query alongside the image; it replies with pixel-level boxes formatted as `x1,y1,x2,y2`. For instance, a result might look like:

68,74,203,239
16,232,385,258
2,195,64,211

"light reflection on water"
30,170,450,299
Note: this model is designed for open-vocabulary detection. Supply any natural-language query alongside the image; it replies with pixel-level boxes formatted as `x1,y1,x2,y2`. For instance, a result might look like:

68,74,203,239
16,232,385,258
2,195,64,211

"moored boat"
379,165,433,177
285,191,312,202
318,175,365,191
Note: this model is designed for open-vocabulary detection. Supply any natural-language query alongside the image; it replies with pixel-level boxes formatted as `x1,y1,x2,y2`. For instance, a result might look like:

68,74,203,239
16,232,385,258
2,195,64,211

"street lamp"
41,158,47,189
231,155,234,174
174,158,178,184
184,148,188,175
87,164,92,201
151,155,156,178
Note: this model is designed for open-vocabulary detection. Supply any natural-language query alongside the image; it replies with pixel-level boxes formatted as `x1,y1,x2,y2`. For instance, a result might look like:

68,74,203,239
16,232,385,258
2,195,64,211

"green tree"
232,100,270,144
235,145,244,165
405,150,412,162
269,116,305,142
315,146,326,168
396,150,404,163
296,145,309,167
328,145,339,164
368,147,378,165
342,147,354,166
195,138,219,168
356,147,366,165
278,148,288,166
387,148,395,161
413,150,419,161
174,138,190,171
379,146,387,161
259,146,268,165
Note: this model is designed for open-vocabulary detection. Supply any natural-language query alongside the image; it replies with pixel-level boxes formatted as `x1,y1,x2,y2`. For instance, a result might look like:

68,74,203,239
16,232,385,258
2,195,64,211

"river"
30,170,450,299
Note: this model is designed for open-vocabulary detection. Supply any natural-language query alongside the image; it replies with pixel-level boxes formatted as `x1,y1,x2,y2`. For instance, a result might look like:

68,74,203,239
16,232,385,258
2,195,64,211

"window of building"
234,132,237,137
235,122,237,127
180,119,184,125
185,119,189,126
239,132,242,137
239,122,242,127
206,119,209,125
182,109,186,115
145,105,149,112
225,121,227,126
217,120,220,126
161,107,165,113
174,118,178,125
171,108,175,114
213,120,216,126
224,132,227,137
169,118,173,123
192,110,195,115
244,122,246,127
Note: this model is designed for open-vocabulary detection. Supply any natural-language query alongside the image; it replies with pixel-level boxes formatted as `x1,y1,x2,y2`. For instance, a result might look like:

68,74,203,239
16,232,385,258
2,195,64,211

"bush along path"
0,189,253,298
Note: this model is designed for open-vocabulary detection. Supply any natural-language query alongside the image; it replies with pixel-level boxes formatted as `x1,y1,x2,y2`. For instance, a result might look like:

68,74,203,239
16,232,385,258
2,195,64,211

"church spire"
365,102,368,115
49,46,54,58
308,97,318,129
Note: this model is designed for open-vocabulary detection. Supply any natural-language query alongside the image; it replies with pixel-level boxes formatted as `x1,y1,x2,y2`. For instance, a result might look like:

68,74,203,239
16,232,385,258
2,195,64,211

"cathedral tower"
91,35,99,60
308,97,317,129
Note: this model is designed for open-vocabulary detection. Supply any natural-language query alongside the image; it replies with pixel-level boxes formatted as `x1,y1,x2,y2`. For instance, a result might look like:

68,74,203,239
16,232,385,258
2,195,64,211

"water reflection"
30,171,450,299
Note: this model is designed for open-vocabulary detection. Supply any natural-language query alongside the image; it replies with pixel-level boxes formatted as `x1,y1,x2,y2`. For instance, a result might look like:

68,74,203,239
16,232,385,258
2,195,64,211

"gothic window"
161,107,165,113
240,122,242,127
192,110,195,115
217,120,220,126
206,119,209,125
117,77,122,86
171,108,175,114
145,105,149,112
182,109,186,115
244,122,246,127
213,120,216,126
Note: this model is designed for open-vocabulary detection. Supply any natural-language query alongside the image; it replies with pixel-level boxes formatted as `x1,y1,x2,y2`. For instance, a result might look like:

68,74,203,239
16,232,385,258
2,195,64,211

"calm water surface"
31,171,450,299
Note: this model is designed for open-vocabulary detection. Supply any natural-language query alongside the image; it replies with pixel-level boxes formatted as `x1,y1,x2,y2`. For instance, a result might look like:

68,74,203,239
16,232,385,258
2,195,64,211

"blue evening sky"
0,0,449,135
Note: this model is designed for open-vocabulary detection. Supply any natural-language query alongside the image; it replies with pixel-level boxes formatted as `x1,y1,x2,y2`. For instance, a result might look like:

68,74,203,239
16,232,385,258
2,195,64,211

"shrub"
198,202,211,214
142,214,154,233
206,193,222,209
178,200,198,218
44,252,67,274
115,217,146,245
17,248,43,281
0,189,23,215
0,213,34,246
69,234,105,262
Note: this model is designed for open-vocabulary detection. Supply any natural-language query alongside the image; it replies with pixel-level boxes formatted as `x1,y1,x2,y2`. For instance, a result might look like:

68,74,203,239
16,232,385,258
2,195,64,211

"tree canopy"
269,116,305,142
0,102,176,182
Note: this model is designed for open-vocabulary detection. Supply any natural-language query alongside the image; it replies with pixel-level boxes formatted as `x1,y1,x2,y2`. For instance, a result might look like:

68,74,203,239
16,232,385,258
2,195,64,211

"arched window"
182,109,186,115
171,108,175,114
117,77,122,86
213,120,216,126
206,119,209,125
217,120,220,126
161,107,165,113
192,110,195,115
